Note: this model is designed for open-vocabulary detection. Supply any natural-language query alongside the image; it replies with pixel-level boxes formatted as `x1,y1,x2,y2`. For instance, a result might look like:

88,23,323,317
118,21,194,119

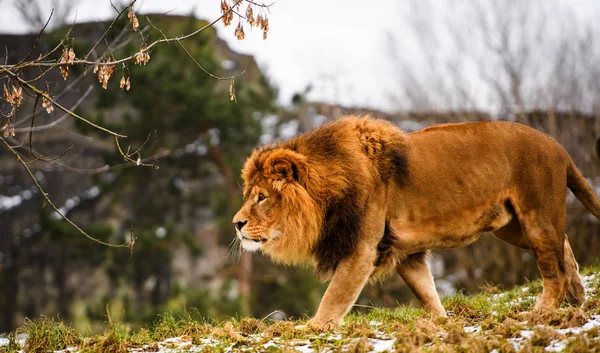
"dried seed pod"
128,8,139,31
3,84,23,106
246,5,255,26
58,46,76,80
134,46,150,65
42,96,54,114
235,22,245,40
221,1,233,26
3,124,15,138
97,60,117,89
229,79,236,102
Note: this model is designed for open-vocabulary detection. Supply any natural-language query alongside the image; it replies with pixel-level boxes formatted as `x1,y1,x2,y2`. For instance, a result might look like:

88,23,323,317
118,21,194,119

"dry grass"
3,264,600,353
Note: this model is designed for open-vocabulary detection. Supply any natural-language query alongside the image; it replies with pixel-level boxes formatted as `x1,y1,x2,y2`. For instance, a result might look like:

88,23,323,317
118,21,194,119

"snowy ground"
2,273,600,352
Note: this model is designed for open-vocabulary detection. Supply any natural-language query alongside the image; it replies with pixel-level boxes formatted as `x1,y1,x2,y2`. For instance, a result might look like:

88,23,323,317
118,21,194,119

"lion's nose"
234,220,248,231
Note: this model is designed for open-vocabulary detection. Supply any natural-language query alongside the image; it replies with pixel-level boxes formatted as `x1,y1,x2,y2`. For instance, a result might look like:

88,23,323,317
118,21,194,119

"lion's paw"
294,324,312,332
301,318,340,332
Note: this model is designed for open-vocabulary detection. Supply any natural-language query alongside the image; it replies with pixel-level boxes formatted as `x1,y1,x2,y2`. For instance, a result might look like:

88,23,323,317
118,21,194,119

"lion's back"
282,116,409,185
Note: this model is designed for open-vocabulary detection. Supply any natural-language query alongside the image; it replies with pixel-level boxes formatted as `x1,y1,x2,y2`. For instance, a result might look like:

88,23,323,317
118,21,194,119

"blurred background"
1,0,599,333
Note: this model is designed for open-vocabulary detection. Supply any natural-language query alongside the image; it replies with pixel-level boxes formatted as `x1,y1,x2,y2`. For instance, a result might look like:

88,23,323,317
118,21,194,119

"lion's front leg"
396,252,446,316
307,244,377,330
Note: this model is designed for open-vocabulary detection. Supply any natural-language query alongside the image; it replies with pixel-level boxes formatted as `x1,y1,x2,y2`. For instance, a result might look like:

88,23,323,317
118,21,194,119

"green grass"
3,266,600,353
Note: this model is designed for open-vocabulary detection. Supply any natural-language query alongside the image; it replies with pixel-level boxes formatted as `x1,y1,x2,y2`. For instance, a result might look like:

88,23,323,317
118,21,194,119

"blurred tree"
387,0,600,118
1,0,280,331
385,0,600,296
83,13,277,320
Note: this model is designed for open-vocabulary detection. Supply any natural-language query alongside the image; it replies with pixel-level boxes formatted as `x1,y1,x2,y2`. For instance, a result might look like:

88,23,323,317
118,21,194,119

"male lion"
233,116,600,330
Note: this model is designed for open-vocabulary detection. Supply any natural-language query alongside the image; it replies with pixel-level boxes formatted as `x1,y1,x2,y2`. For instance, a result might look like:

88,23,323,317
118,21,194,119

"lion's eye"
257,194,266,203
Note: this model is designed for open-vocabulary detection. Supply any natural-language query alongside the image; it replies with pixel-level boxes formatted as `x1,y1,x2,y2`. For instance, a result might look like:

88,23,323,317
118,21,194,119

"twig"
49,150,170,174
6,69,127,137
14,86,93,133
114,135,157,168
0,135,131,248
146,16,247,81
1,0,245,81
21,94,74,165
15,9,54,66
84,0,137,61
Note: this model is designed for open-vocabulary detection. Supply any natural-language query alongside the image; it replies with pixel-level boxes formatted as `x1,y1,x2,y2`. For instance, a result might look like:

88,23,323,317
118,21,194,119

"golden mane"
240,116,409,278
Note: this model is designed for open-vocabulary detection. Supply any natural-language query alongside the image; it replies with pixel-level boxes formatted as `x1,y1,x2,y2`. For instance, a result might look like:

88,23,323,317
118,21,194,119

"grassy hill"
2,265,600,353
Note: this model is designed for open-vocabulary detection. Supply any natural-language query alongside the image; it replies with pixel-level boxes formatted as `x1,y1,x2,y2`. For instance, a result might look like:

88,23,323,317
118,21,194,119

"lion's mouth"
240,234,267,243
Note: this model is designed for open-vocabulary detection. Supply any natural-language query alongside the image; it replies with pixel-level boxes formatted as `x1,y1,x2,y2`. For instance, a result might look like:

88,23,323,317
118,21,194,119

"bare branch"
0,135,132,248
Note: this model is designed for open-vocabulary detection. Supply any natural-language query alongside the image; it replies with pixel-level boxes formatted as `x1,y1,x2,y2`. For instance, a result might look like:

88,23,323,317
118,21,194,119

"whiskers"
228,235,243,263
268,229,282,241
260,231,270,241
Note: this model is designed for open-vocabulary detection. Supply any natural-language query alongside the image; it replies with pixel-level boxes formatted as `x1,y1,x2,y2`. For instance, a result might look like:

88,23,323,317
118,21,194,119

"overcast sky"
0,0,598,111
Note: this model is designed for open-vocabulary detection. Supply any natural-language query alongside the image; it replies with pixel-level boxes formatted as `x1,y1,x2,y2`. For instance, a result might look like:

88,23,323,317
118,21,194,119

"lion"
233,116,600,330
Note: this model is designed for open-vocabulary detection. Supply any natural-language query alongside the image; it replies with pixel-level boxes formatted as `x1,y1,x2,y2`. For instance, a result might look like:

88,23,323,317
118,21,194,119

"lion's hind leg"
564,236,585,306
396,252,446,316
493,215,585,307
510,203,569,312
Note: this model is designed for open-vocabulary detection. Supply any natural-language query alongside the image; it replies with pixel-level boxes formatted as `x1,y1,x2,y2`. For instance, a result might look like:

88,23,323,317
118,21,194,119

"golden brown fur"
233,116,600,330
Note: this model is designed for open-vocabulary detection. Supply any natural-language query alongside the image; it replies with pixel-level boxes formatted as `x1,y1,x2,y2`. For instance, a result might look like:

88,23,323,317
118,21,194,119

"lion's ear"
264,149,308,184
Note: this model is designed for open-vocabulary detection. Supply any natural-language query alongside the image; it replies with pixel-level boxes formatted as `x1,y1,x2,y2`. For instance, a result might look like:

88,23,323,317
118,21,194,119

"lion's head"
232,147,323,264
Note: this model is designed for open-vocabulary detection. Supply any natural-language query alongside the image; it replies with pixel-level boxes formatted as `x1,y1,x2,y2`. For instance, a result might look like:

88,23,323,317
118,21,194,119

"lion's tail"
568,157,600,220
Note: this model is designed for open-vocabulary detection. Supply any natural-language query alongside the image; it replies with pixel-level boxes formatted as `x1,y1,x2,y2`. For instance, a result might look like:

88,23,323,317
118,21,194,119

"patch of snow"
262,340,279,349
370,338,395,352
583,274,597,294
557,315,600,335
545,339,568,352
507,337,526,351
313,114,328,127
0,185,37,211
34,171,44,182
492,293,507,300
0,333,27,348
519,329,534,339
0,194,23,211
155,227,167,239
293,342,313,353
279,120,299,139
463,326,480,334
435,278,457,296
221,59,236,70
85,186,100,198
